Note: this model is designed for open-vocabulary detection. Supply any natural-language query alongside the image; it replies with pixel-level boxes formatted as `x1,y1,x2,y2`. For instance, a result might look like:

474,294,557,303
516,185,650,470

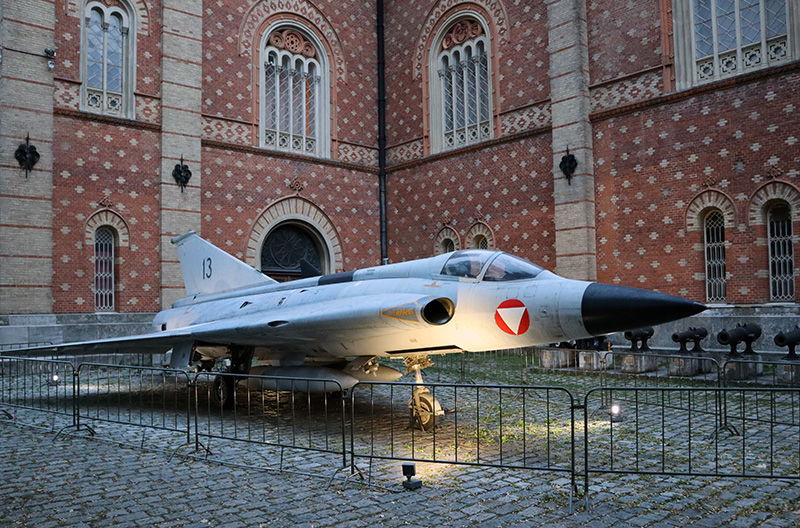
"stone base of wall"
0,313,155,350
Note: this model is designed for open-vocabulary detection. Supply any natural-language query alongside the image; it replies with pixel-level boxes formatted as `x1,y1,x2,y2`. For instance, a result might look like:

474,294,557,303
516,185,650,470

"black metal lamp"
172,155,192,192
559,147,577,185
15,134,40,177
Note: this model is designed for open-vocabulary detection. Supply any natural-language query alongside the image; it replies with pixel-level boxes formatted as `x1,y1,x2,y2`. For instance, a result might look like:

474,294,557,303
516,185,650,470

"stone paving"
3,420,800,527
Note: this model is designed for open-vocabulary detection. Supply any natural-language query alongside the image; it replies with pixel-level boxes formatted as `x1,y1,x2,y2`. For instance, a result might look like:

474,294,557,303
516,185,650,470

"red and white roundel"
495,299,530,336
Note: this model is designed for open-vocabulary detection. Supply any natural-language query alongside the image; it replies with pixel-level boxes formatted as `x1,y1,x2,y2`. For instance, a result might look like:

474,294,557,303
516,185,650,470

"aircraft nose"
581,283,706,336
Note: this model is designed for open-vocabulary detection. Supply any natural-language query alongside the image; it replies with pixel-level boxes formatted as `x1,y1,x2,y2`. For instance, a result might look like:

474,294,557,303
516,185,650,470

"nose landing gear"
404,355,444,431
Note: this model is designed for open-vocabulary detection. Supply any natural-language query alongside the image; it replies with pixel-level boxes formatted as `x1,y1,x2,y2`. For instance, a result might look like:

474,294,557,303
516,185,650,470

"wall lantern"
172,155,192,192
15,134,40,177
559,147,577,185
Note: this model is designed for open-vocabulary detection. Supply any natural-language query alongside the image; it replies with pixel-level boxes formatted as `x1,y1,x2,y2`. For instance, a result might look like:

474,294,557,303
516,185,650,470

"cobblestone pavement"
2,421,800,527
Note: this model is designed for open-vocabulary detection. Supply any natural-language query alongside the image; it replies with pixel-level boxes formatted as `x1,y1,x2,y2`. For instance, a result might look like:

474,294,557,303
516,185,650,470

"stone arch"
465,221,494,249
685,189,737,231
238,0,346,81
67,0,149,35
85,209,130,248
747,180,800,226
245,197,343,273
413,0,508,80
434,226,460,255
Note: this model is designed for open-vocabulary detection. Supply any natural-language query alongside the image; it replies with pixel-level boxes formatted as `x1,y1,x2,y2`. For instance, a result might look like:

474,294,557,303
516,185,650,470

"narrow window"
703,211,727,302
83,5,131,117
434,18,492,153
94,227,116,311
768,204,795,301
262,29,326,156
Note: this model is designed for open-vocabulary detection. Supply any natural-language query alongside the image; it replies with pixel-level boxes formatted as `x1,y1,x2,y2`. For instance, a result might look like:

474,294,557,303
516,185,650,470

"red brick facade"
1,0,797,343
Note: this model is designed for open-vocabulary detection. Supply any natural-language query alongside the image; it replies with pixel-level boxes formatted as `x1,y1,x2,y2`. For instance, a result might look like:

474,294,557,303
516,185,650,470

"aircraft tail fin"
172,231,276,297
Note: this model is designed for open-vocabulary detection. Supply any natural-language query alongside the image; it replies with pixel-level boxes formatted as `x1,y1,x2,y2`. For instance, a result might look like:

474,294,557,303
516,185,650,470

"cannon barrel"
625,327,654,340
718,323,762,356
672,329,696,342
775,325,800,360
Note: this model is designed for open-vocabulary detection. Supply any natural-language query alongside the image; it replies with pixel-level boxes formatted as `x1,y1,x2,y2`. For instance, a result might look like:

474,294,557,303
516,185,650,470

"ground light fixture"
402,462,422,490
609,403,624,423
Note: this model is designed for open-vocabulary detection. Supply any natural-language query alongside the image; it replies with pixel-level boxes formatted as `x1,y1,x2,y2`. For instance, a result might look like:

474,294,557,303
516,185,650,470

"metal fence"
583,386,800,508
3,353,800,510
350,380,577,494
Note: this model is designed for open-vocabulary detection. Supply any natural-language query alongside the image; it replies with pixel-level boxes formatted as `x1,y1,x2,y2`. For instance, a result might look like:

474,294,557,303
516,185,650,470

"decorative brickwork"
500,103,551,135
590,71,664,113
748,180,800,226
685,189,737,232
203,117,252,146
85,209,130,248
434,226,460,255
338,142,379,167
412,0,508,80
238,0,347,81
65,0,151,35
55,80,80,111
245,197,344,273
465,222,494,249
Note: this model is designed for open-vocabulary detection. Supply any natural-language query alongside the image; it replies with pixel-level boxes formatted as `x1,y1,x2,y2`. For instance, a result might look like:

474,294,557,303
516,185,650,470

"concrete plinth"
669,356,699,377
579,350,612,371
724,357,762,381
621,354,659,374
540,348,575,369
776,363,800,385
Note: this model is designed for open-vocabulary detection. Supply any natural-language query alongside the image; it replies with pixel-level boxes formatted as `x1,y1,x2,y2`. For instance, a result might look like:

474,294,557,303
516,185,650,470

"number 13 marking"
202,257,213,279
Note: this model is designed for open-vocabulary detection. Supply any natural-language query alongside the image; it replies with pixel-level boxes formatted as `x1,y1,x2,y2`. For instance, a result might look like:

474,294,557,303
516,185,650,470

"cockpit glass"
483,253,544,281
441,250,493,278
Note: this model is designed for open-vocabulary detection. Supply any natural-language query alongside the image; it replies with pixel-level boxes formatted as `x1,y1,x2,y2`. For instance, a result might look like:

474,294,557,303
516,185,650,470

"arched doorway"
260,221,326,281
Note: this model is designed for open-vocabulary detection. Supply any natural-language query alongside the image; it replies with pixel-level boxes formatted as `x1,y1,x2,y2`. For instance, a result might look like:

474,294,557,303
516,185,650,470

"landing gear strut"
405,355,444,431
211,346,254,410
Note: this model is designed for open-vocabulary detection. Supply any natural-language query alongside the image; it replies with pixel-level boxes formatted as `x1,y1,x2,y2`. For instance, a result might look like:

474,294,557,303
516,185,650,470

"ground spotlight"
46,374,60,387
609,403,624,423
401,462,421,490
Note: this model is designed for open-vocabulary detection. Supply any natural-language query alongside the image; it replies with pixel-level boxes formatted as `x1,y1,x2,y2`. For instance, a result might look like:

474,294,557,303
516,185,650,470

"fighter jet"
15,232,705,429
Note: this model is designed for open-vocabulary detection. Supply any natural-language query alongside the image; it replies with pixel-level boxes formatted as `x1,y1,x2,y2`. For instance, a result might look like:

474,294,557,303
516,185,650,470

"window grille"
704,211,727,302
442,239,455,254
262,29,323,156
768,204,795,301
691,0,790,84
434,19,492,153
84,6,129,117
94,227,115,311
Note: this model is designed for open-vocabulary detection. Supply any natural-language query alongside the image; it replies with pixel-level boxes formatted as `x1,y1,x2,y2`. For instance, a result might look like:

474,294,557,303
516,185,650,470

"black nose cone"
581,283,706,336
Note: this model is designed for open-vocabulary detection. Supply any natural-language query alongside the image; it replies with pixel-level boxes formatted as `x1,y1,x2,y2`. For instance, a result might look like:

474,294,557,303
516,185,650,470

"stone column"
0,0,56,314
159,0,204,309
547,0,596,281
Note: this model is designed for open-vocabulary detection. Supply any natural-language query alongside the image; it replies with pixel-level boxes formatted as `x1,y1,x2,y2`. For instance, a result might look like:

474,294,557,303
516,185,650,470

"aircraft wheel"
415,392,440,432
212,375,235,409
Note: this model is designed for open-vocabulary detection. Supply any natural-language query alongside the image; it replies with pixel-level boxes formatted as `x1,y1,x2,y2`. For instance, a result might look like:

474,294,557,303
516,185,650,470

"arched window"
260,222,327,281
768,203,795,301
261,28,328,157
82,2,134,117
94,227,116,311
431,17,493,153
441,238,456,254
673,0,797,89
703,210,727,303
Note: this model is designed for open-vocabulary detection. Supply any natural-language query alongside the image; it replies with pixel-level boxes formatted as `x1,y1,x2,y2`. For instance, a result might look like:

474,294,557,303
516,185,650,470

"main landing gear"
210,346,254,410
404,355,444,431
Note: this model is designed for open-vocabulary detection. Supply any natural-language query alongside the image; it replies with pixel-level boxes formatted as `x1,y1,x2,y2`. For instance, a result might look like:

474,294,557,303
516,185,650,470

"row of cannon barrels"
623,324,800,360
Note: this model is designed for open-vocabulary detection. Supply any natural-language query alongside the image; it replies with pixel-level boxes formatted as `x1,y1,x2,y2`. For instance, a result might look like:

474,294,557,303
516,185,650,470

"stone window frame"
766,201,795,301
435,226,461,255
428,13,495,154
702,209,728,303
259,23,331,158
80,1,136,119
671,0,799,90
93,226,117,312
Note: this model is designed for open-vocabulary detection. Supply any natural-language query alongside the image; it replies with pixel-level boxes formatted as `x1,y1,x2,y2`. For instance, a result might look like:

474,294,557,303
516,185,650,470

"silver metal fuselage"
152,251,589,365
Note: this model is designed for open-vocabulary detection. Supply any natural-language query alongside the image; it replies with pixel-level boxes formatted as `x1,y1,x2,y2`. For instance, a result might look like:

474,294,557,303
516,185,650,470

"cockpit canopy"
440,250,544,281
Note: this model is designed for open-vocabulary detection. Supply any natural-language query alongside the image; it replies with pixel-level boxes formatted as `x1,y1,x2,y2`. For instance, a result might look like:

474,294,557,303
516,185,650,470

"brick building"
1,0,798,349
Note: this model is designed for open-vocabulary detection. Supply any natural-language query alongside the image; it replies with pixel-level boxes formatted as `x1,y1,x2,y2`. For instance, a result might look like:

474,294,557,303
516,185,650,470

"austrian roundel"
495,299,530,336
